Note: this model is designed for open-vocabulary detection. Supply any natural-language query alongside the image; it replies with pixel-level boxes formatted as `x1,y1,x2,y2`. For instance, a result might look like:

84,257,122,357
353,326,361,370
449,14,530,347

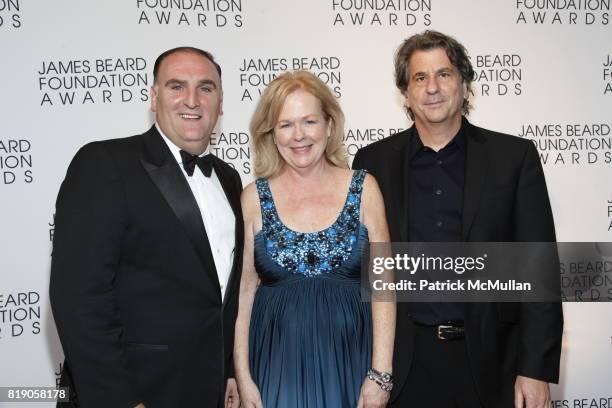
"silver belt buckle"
437,324,452,340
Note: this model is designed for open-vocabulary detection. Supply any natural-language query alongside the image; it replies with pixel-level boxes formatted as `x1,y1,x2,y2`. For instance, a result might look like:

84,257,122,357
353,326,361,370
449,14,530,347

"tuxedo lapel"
461,122,487,241
140,127,221,295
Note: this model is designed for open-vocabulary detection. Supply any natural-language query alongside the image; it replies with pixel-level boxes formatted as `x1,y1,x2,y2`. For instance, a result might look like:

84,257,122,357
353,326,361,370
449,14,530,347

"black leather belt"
414,321,465,340
436,324,465,340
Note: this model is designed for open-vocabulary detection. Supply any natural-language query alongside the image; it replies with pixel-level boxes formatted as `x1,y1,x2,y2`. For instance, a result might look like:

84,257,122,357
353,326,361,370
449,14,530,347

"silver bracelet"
367,368,394,392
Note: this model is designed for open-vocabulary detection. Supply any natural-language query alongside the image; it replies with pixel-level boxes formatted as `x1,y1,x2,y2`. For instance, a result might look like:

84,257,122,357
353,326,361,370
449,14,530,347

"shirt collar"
155,122,211,165
410,118,466,160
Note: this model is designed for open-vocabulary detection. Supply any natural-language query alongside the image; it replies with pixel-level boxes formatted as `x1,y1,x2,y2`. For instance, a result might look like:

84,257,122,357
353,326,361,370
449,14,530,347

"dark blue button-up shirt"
407,123,466,325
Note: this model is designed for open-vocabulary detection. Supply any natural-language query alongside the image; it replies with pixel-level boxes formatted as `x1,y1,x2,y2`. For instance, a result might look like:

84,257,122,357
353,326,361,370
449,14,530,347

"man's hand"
514,375,550,408
357,378,390,408
224,378,240,408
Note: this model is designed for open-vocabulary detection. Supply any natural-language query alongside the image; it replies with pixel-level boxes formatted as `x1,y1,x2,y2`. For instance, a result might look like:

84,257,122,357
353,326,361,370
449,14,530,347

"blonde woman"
234,71,395,408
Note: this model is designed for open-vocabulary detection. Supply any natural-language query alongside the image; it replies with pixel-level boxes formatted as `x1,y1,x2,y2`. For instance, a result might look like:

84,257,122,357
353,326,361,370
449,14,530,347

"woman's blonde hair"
250,70,348,178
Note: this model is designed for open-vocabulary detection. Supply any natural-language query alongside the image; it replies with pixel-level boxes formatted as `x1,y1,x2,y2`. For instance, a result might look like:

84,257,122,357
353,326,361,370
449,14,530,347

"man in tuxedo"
50,47,243,408
353,31,563,408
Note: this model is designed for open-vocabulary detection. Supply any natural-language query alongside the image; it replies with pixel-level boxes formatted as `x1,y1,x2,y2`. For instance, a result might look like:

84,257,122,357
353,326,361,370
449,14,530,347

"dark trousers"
390,324,484,408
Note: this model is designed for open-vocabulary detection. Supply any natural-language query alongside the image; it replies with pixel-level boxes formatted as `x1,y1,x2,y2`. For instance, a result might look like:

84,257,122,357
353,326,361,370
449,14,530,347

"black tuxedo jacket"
353,119,563,407
50,126,244,408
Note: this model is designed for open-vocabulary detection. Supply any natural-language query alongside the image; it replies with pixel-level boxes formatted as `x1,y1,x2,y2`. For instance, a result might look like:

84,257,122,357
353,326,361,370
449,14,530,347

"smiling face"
274,89,331,171
151,51,223,154
404,47,466,131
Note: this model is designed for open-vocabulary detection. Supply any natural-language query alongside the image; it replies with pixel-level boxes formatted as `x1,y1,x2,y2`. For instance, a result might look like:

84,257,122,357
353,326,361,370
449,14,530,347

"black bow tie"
180,150,214,177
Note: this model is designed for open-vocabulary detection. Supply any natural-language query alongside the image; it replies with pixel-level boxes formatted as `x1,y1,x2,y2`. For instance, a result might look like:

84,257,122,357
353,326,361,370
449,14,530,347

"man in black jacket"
353,31,562,408
50,47,243,408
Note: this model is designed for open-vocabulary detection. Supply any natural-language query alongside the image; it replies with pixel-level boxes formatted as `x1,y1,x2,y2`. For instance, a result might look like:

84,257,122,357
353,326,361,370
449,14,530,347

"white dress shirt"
157,124,236,300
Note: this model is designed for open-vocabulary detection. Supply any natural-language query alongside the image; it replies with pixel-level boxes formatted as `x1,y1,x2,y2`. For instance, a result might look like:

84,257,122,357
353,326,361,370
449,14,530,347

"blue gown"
249,170,372,408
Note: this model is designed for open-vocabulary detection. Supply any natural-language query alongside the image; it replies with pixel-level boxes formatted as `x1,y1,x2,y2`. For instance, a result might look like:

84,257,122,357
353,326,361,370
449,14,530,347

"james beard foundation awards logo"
344,127,404,158
551,397,612,407
54,361,63,388
518,122,612,166
238,56,343,102
604,53,612,95
0,0,21,29
607,196,612,232
49,212,55,243
0,139,33,185
0,292,41,340
136,0,243,28
331,0,432,26
515,0,610,25
210,130,251,175
473,54,522,97
37,57,150,107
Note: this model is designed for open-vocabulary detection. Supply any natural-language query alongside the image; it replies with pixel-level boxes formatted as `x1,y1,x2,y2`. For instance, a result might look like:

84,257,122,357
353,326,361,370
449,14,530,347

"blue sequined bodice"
255,170,366,277
250,170,371,407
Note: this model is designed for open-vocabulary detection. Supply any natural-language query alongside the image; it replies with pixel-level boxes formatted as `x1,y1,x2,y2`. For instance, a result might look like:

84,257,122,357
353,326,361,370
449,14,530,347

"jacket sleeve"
224,167,244,381
514,142,563,383
50,143,142,407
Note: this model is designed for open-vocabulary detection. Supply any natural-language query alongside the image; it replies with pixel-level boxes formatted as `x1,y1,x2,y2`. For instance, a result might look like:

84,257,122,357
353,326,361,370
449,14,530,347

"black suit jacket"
353,119,563,407
50,126,244,408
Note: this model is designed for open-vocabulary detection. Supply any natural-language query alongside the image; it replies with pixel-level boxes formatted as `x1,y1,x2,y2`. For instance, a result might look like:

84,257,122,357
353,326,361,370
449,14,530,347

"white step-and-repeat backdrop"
1,0,611,406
